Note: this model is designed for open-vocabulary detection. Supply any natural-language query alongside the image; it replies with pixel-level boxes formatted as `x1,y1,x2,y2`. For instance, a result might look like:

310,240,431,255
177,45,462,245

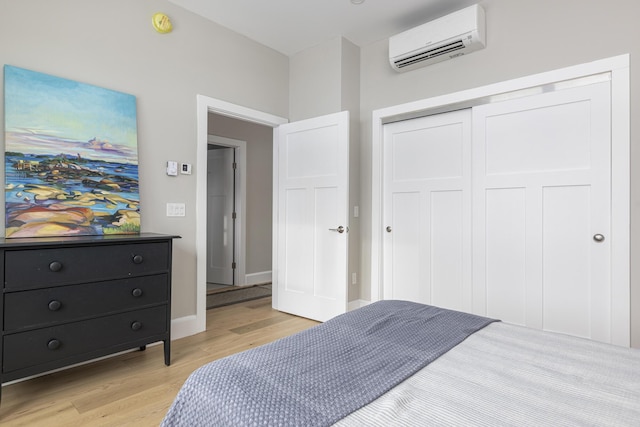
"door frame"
195,95,287,333
207,135,246,287
370,55,630,345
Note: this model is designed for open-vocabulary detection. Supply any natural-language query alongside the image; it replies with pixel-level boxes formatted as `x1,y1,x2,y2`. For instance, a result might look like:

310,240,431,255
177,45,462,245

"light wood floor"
0,297,318,426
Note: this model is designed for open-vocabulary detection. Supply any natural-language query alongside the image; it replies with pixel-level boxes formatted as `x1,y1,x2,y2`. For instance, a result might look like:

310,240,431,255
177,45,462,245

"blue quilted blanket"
161,300,497,427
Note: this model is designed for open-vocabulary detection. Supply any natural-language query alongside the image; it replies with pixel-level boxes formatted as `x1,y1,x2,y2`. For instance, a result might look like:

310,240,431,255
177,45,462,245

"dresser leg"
164,339,171,366
139,345,146,351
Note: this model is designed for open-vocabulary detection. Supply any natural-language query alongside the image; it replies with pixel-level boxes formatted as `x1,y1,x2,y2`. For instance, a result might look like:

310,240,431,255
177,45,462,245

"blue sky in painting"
4,65,138,162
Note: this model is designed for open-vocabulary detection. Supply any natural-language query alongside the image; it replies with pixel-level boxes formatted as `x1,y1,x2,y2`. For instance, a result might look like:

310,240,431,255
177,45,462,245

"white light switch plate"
166,202,186,217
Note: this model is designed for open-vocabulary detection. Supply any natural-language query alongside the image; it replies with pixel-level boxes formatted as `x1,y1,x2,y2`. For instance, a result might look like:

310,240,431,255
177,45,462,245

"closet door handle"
593,234,605,242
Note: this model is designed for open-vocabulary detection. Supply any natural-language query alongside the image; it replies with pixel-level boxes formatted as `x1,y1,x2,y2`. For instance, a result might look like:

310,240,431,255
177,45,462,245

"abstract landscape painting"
4,65,140,238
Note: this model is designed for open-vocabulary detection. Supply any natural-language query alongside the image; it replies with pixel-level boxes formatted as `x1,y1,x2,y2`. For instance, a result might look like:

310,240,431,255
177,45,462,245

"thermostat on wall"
166,161,178,176
181,163,192,175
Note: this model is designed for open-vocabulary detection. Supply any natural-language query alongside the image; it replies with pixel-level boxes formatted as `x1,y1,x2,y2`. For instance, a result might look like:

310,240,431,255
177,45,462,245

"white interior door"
382,110,472,312
207,147,235,285
472,81,612,343
275,111,349,322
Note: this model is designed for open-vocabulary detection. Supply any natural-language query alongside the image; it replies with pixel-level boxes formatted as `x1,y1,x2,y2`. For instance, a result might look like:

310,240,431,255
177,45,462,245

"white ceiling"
167,0,478,56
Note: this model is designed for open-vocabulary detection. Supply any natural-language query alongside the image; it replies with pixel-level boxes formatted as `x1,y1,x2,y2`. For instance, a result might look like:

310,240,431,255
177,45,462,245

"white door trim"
207,135,246,287
370,55,630,345
193,95,287,334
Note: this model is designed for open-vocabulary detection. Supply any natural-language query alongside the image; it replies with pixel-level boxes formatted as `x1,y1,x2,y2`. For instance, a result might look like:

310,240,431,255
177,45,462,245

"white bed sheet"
336,322,640,426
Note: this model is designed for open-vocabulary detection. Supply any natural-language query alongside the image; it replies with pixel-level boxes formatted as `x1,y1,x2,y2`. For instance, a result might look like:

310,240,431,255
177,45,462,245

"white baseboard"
245,271,272,286
171,314,202,340
348,299,370,311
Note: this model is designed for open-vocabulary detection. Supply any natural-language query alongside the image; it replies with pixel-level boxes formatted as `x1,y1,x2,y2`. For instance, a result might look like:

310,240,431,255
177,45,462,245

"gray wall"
0,0,289,319
358,0,640,346
207,114,273,276
289,37,362,301
2,0,638,346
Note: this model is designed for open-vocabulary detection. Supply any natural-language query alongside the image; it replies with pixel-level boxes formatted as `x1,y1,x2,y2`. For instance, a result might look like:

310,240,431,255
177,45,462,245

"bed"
161,300,640,426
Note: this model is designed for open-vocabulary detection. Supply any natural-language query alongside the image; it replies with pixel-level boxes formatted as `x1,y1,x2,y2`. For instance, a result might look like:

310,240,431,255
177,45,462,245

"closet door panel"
484,188,527,325
431,190,465,311
383,110,472,311
386,192,423,302
542,186,591,338
473,81,612,343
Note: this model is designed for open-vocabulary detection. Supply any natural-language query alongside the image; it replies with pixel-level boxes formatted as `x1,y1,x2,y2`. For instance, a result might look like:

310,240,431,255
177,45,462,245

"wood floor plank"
0,298,318,426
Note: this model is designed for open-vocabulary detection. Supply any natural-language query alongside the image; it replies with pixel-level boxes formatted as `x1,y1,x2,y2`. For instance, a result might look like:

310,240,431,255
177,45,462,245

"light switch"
166,203,186,217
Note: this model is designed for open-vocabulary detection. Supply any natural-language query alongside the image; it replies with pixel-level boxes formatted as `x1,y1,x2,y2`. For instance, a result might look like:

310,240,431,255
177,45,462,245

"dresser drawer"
3,306,167,373
3,274,169,332
4,242,169,290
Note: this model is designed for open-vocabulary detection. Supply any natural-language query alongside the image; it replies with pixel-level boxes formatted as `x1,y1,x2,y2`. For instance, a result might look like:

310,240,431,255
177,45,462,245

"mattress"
162,301,640,426
337,321,640,426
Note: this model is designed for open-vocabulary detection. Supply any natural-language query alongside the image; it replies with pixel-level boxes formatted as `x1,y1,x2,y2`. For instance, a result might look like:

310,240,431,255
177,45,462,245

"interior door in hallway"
382,109,472,312
275,111,349,322
207,146,235,285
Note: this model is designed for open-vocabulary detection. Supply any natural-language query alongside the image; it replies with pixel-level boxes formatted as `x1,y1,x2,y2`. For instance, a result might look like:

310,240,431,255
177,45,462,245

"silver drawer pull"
132,288,143,297
132,254,144,264
131,321,143,331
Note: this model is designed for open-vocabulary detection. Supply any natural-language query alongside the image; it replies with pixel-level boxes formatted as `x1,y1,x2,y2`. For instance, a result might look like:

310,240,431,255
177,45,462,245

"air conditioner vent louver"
394,40,465,69
389,4,485,72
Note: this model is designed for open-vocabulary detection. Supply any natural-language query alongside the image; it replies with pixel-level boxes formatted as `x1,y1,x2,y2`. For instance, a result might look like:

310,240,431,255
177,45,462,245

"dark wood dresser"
0,233,178,403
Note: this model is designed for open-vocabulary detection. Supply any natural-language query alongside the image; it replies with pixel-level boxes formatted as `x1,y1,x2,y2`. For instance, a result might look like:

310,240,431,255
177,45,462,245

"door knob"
386,226,392,233
329,226,346,233
593,234,605,242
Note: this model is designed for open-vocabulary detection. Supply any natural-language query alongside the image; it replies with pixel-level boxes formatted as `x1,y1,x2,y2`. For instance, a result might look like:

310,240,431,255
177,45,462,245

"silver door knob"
329,226,345,233
386,226,392,233
593,234,605,242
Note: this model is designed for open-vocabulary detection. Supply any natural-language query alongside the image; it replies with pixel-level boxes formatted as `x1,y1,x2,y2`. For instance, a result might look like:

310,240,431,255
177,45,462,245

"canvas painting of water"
4,65,140,238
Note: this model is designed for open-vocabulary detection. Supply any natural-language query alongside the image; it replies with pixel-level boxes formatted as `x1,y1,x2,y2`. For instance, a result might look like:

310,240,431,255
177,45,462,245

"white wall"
0,0,289,319
358,0,640,347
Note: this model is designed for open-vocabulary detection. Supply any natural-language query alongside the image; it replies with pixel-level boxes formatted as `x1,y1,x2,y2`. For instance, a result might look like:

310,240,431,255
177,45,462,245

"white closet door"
382,109,472,312
472,81,612,343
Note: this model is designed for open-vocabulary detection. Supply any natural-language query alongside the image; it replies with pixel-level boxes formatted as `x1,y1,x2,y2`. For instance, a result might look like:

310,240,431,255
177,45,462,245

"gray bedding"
337,321,640,426
161,300,496,427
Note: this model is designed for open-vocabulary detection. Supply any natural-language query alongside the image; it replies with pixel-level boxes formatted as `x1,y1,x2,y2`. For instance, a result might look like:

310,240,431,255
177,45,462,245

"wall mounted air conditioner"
389,4,486,72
